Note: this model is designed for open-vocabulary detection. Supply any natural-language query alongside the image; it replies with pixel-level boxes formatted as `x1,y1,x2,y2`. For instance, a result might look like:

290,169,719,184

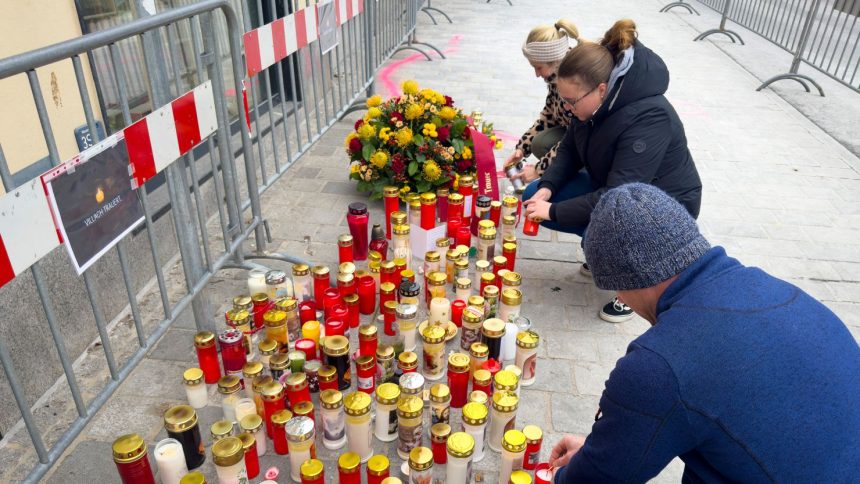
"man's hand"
550,434,587,468
504,149,524,169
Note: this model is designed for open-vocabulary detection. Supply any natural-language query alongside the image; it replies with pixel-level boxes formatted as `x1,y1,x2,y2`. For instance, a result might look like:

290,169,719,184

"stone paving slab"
32,0,860,482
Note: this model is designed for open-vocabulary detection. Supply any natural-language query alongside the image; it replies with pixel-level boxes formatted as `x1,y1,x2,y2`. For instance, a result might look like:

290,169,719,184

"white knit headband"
521,36,570,63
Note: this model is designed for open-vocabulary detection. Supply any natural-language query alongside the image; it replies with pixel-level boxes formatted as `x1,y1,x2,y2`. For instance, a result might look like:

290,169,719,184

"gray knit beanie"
584,183,710,291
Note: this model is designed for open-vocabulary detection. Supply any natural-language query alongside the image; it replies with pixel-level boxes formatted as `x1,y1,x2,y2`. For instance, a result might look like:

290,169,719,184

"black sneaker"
599,297,634,323
580,263,592,278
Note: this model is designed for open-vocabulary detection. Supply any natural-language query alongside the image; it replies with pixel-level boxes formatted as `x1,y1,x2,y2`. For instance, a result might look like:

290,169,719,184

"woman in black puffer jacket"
522,19,702,323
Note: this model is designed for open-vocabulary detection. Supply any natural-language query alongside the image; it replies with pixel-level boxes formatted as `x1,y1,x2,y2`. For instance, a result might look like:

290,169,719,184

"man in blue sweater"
550,183,860,483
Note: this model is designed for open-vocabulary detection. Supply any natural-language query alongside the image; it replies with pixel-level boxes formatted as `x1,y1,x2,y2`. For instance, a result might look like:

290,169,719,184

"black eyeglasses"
561,86,597,109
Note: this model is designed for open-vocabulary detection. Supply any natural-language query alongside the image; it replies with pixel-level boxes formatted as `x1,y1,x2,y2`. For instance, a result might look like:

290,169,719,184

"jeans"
522,170,593,237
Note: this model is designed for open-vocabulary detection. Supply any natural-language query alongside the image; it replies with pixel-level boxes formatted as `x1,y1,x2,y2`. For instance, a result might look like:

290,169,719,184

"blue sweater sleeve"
555,344,697,483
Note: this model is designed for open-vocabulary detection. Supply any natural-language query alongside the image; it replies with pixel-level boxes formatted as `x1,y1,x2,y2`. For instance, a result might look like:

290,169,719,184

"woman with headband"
522,19,702,323
504,20,581,184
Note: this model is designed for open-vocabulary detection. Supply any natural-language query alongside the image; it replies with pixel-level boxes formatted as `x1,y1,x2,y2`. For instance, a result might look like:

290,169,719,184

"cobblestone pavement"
38,0,859,482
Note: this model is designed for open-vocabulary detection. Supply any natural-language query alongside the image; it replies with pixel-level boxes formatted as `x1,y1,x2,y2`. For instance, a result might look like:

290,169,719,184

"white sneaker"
599,297,634,323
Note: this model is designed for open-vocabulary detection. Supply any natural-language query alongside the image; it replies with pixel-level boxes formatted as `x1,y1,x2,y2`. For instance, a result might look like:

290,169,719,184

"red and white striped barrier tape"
0,179,62,289
125,80,217,188
244,0,363,78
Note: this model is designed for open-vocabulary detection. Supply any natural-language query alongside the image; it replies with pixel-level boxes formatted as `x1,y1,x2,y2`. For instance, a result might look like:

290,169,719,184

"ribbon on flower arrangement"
469,128,500,201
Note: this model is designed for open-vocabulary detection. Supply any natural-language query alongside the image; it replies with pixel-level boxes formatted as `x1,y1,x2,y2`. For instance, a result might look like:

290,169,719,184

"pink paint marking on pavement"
378,35,463,98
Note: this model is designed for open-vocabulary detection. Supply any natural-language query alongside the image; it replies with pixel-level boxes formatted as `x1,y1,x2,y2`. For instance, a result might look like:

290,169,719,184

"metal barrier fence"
689,0,860,94
0,0,433,480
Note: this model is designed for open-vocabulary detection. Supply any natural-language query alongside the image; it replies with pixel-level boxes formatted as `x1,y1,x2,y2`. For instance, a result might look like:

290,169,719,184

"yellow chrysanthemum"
379,127,392,142
344,132,358,149
357,122,376,141
462,146,473,160
371,150,389,169
422,123,438,138
395,128,414,147
366,95,382,107
405,103,425,120
495,140,504,149
367,107,382,119
439,106,456,121
453,173,460,190
402,80,420,95
400,186,411,194
423,161,442,181
350,163,360,174
435,93,446,105
420,88,437,101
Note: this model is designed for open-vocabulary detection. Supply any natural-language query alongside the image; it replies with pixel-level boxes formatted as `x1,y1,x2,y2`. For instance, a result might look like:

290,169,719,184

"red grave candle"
299,300,317,324
295,338,317,361
330,304,350,336
493,256,508,283
251,294,270,329
489,202,501,227
379,282,396,308
380,262,397,287
448,194,465,225
312,266,331,301
431,435,448,465
240,435,260,480
359,325,378,358
523,425,543,471
383,186,400,239
436,188,449,223
420,193,437,230
112,434,156,484
286,373,312,408
322,288,342,320
324,318,346,338
394,258,407,275
503,243,517,272
523,217,540,236
218,329,246,375
382,301,397,336
337,273,356,298
338,234,355,265
534,463,553,484
447,216,462,239
344,294,361,329
451,300,466,328
356,355,376,394
194,331,221,384
271,409,291,455
455,226,471,249
261,382,287,438
447,353,470,408
459,177,474,227
357,276,376,315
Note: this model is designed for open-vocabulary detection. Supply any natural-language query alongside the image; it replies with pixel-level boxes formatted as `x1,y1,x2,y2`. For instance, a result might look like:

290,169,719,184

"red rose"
437,126,450,143
354,119,364,130
444,95,454,106
349,137,363,153
463,127,471,140
390,111,404,123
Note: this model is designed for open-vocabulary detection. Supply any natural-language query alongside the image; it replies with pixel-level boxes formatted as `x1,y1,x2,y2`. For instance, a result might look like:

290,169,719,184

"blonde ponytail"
600,19,637,63
526,18,581,44
554,19,581,43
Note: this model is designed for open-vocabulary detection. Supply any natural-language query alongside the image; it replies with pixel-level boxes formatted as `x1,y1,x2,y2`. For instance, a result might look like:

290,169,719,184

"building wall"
0,0,102,191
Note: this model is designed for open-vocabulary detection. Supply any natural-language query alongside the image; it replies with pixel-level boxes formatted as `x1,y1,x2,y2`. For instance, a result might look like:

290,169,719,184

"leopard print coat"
515,73,574,176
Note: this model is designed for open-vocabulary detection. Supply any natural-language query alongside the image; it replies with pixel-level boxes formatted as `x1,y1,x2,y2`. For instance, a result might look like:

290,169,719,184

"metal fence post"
694,0,745,44
757,0,826,95
134,0,213,332
660,0,700,15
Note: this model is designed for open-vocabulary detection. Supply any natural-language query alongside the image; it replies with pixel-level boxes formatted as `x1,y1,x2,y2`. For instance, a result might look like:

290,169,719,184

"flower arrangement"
345,80,502,200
